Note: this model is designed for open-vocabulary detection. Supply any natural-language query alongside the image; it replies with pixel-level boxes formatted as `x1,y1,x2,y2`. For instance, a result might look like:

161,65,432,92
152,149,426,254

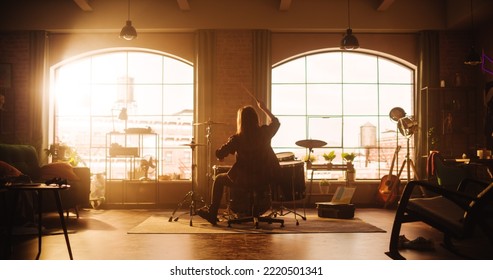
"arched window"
51,49,194,179
272,51,415,180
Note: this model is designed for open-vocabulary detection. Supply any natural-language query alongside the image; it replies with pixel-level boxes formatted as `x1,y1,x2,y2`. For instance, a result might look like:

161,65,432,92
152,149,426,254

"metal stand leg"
168,141,205,226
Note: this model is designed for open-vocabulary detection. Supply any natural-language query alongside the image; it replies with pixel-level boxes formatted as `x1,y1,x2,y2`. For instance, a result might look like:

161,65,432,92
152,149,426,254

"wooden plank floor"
6,207,491,260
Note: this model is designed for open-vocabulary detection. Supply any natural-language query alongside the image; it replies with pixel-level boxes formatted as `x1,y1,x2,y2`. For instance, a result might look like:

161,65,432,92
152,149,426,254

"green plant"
322,151,336,162
45,143,81,166
303,154,316,162
341,152,356,162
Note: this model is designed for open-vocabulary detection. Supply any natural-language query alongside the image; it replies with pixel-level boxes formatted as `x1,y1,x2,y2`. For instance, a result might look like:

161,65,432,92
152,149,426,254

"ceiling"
1,0,492,33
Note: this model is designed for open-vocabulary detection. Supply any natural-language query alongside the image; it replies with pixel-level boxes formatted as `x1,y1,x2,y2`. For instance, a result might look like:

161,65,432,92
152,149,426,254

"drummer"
197,99,281,225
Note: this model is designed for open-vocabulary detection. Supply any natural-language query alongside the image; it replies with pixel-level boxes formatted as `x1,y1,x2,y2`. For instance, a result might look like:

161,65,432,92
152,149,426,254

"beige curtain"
29,30,48,162
194,29,216,200
416,30,440,179
252,30,272,123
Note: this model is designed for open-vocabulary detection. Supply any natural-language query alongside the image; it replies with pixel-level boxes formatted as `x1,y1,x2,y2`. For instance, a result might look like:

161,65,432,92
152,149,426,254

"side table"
6,183,73,260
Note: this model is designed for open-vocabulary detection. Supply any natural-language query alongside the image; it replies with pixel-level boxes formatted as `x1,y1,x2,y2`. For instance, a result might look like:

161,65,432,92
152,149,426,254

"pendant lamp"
464,0,481,65
340,0,359,50
120,0,137,40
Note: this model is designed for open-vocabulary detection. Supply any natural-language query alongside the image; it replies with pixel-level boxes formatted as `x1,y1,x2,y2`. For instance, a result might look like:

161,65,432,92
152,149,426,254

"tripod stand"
168,141,206,226
397,136,419,183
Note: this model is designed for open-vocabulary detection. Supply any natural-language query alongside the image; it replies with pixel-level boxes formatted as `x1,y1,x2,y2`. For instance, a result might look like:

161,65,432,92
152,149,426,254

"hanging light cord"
347,0,351,28
470,0,474,30
127,0,131,21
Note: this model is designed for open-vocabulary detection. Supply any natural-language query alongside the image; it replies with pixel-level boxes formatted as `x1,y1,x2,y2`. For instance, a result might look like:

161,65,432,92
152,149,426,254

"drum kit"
168,117,329,226
168,119,227,226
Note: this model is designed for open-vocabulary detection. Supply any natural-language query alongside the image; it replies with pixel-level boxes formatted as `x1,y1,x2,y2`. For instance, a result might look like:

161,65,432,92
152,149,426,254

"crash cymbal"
193,120,227,126
295,139,327,149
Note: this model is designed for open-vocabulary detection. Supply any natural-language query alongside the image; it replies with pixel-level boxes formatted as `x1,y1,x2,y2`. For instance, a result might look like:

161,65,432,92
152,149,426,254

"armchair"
386,179,493,259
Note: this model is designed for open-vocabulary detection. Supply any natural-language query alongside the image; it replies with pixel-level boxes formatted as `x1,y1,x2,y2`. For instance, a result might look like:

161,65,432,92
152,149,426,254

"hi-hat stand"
193,119,227,203
168,141,206,226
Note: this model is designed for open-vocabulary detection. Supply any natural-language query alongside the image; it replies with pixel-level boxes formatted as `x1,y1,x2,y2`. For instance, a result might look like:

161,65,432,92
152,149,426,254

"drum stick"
241,84,258,102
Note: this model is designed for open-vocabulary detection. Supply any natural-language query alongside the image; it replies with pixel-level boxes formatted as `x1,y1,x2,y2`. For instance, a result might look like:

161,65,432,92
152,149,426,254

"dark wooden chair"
386,178,493,259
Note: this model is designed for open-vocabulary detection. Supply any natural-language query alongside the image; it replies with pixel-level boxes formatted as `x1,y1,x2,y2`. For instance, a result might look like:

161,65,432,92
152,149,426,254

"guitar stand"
168,141,206,226
385,137,418,208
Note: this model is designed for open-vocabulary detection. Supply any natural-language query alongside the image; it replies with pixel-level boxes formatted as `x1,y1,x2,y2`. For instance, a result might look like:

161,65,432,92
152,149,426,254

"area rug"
127,212,386,234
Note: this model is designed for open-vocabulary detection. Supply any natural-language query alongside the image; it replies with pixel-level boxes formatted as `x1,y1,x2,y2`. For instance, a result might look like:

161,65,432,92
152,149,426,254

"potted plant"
322,151,336,164
342,152,357,181
319,179,330,194
303,154,316,168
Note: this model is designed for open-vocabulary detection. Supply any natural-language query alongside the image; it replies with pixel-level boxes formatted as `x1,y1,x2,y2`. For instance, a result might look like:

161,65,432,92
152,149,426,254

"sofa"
0,143,90,218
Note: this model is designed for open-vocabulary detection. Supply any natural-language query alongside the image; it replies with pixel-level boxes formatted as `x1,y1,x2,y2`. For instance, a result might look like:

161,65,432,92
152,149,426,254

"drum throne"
227,183,284,229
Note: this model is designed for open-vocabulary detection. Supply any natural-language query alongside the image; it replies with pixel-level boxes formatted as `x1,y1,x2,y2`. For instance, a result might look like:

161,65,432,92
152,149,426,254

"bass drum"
273,160,306,201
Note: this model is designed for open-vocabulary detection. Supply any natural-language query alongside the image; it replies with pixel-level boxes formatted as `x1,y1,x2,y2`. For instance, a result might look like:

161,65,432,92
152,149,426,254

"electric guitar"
377,145,401,206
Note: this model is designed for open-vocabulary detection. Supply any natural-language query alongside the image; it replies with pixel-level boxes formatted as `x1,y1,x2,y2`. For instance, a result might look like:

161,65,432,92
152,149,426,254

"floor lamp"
396,115,419,182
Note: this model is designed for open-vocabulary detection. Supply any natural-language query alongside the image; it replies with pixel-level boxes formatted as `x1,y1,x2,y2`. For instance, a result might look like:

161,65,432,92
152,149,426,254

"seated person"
197,99,281,225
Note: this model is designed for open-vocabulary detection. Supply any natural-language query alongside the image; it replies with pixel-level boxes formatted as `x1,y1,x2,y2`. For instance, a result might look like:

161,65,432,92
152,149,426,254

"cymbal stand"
168,141,205,226
205,123,213,200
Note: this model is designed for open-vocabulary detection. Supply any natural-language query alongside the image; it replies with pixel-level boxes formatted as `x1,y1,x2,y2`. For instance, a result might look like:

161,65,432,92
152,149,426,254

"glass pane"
379,84,413,116
132,85,163,115
308,117,342,147
307,84,342,115
306,52,342,83
272,57,306,83
128,52,163,84
272,84,306,115
343,53,378,83
343,116,376,147
163,84,194,114
272,116,306,148
163,57,193,83
378,57,414,84
55,83,91,116
56,58,91,86
91,85,118,115
343,84,378,115
92,52,127,84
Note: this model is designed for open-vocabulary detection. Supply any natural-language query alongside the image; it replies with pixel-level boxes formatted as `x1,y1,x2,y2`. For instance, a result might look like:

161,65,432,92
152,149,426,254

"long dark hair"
236,106,259,137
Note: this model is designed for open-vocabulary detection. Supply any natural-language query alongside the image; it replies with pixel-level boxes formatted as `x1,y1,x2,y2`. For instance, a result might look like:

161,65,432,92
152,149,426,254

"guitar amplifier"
316,202,355,219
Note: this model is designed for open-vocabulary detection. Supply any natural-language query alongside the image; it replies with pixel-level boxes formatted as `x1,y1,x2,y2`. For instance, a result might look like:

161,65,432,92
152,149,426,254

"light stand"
396,116,419,183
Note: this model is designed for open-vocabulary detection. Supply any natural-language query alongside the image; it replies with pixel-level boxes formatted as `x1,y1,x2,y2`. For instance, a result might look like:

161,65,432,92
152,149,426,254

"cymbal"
193,120,227,126
295,139,327,149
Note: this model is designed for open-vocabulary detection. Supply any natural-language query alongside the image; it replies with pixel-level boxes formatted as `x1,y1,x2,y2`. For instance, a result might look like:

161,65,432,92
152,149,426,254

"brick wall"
0,31,31,144
211,30,254,162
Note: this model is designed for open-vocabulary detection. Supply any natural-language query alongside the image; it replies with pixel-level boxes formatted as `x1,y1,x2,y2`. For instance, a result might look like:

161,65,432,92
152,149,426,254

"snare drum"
276,152,295,162
273,160,306,201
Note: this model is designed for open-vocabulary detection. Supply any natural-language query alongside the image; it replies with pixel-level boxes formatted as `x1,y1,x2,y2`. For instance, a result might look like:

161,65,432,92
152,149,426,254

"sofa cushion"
40,162,80,181
0,160,23,177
